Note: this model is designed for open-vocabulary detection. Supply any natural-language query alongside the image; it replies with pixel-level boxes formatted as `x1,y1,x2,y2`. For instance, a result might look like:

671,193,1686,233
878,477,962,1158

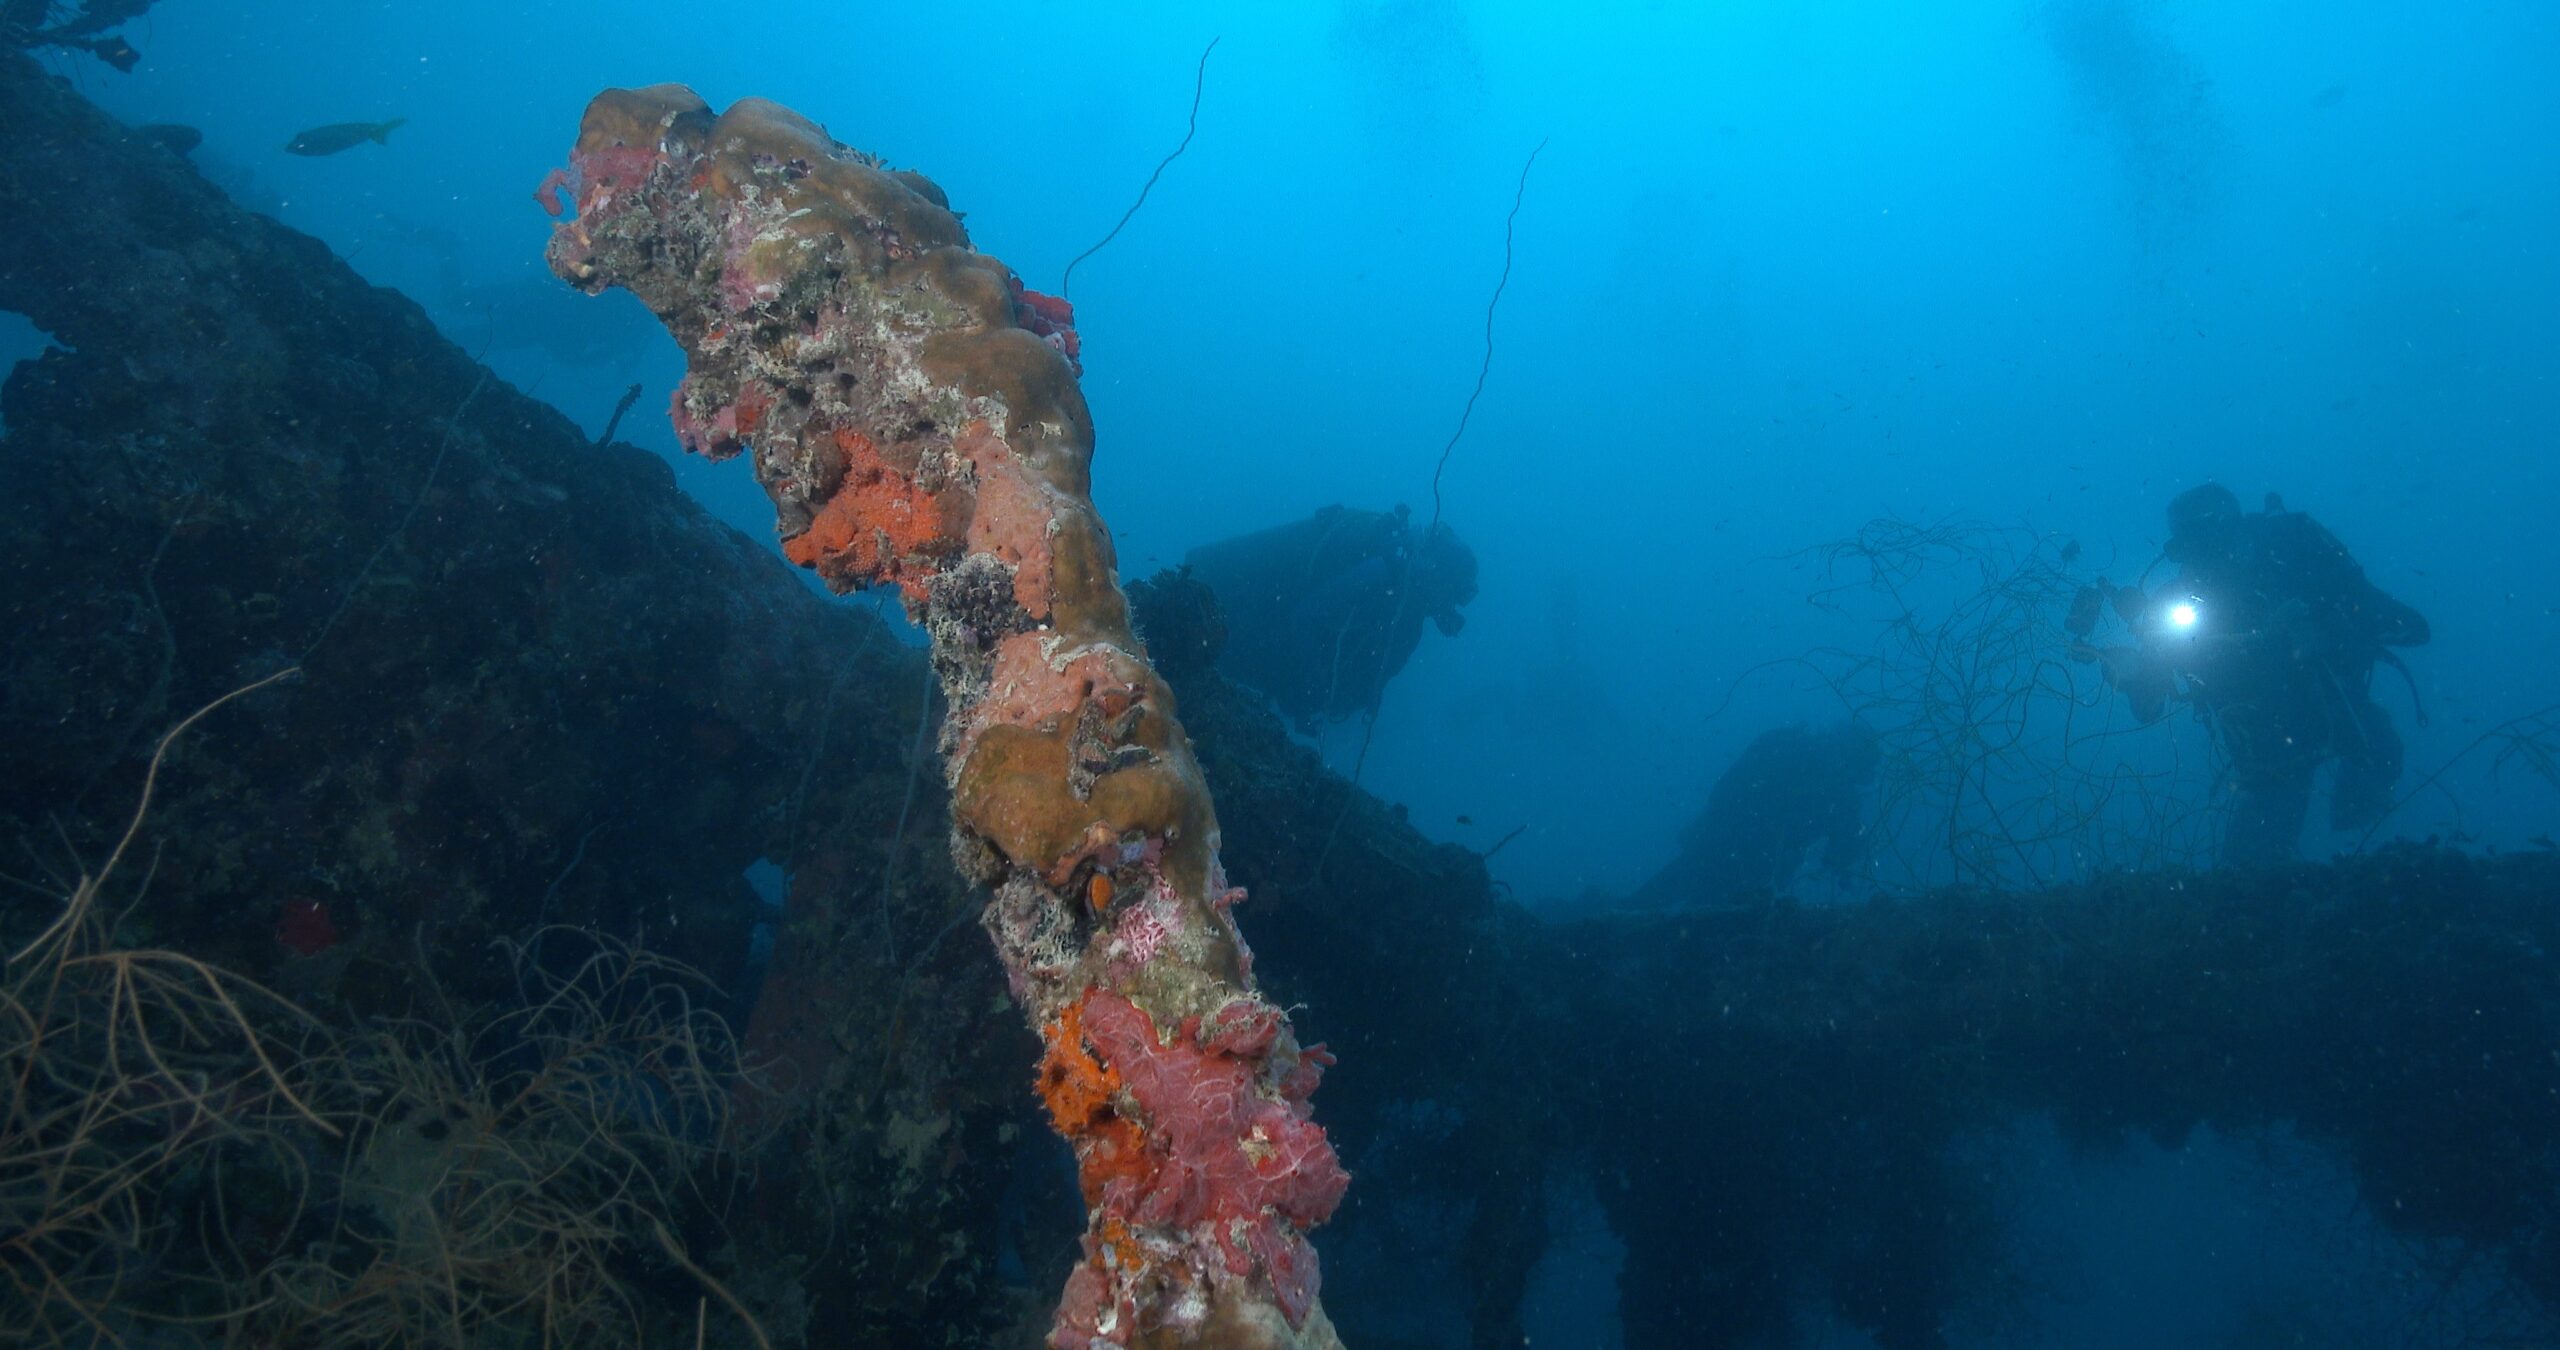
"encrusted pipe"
543,88,1347,1348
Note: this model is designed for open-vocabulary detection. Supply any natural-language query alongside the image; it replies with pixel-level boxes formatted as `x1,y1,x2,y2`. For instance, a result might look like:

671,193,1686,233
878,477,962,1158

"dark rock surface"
0,46,1032,1344
1,47,912,1008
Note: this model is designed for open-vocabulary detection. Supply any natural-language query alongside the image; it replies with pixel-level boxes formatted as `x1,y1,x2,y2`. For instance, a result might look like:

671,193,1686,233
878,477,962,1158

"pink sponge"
1077,990,1348,1326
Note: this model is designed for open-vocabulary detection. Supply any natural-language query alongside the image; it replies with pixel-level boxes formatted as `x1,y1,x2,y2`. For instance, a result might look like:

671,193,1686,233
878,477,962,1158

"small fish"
286,117,407,156
51,33,139,70
2311,82,2348,108
137,123,202,157
1456,815,1473,826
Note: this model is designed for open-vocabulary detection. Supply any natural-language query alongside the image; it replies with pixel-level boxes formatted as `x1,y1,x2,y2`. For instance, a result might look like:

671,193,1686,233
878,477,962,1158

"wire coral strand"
1426,136,1545,535
10,666,302,966
1059,37,1220,302
1314,138,1546,877
301,367,491,661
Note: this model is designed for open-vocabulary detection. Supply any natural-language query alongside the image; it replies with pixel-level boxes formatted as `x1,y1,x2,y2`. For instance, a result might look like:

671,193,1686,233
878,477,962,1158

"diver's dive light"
2164,598,2201,634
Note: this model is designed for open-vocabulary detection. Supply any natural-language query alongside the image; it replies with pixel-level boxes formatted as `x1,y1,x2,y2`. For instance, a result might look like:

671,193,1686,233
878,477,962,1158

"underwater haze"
60,5,2560,901
8,0,2560,1346
62,0,2556,899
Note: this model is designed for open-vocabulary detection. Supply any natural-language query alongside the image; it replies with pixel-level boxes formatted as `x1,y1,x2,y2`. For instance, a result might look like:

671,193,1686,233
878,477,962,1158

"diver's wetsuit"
1182,506,1477,727
2113,494,2427,864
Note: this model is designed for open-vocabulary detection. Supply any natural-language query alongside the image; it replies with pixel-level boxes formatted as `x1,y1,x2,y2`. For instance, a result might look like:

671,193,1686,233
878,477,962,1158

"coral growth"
1037,996,1152,1209
0,679,764,1349
1050,989,1346,1342
1011,276,1083,376
545,85,1343,1344
256,932,757,1348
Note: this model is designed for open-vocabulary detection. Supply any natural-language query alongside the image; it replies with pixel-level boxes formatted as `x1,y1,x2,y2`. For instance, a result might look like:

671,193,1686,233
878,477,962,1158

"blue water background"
38,0,2558,899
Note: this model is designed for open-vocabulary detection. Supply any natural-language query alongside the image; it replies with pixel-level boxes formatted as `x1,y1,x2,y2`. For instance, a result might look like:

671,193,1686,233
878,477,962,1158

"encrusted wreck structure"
3,49,2556,1350
540,87,1346,1345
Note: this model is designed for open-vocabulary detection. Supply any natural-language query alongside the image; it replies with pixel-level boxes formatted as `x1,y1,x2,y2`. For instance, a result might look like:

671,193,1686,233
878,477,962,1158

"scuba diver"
2070,483,2429,864
1625,721,1879,909
1181,504,1478,729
